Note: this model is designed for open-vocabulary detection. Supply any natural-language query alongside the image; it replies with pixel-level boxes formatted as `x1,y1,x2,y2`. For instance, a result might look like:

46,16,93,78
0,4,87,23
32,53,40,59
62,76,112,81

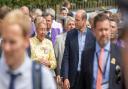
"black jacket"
81,43,124,89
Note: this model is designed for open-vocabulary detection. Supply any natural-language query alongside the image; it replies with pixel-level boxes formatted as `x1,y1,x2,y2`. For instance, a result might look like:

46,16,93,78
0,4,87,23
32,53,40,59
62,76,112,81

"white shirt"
0,54,57,89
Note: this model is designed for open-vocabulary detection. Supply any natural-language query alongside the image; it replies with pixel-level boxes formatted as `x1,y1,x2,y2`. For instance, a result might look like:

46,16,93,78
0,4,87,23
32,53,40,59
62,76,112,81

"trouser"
70,71,82,89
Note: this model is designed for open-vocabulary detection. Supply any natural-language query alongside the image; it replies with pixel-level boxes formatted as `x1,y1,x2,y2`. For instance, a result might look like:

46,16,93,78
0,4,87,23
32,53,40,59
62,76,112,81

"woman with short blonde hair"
30,16,56,76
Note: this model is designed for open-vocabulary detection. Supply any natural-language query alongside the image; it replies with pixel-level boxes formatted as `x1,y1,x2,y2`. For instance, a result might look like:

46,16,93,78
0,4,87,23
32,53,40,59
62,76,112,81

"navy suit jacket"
60,28,95,87
81,43,124,89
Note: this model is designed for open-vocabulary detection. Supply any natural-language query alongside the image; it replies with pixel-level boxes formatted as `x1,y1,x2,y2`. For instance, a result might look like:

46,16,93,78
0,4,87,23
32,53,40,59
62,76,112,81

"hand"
63,79,70,89
56,75,61,83
39,58,50,68
57,75,63,85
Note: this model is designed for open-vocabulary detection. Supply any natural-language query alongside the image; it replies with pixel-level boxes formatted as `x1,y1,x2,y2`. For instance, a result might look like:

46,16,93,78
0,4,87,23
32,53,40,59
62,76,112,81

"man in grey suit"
54,16,75,84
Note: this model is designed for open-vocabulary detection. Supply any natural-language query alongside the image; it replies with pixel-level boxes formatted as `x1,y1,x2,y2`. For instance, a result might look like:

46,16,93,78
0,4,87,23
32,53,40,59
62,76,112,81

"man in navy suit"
81,13,124,89
61,10,95,89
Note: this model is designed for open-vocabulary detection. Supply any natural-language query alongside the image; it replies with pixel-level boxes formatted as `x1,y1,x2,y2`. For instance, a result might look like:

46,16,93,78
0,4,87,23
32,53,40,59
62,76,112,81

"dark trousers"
70,71,82,89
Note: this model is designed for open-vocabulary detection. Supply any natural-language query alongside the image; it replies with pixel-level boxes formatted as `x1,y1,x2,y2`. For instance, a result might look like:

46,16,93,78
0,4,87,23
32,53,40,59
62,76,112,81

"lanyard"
96,51,110,76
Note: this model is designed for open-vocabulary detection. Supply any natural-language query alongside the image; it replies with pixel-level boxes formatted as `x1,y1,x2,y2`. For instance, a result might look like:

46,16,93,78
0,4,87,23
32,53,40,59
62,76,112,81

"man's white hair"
34,8,43,16
45,8,55,18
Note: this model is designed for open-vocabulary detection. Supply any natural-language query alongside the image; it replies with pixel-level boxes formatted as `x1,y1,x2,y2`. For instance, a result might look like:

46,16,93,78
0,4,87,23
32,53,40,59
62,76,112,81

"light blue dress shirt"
0,54,56,89
93,41,111,89
77,29,87,71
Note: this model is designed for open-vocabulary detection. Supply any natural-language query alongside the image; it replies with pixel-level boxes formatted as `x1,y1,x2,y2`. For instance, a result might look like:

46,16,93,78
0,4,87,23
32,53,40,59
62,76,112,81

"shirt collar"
35,36,41,42
1,53,31,75
78,28,87,35
35,36,46,43
96,41,111,53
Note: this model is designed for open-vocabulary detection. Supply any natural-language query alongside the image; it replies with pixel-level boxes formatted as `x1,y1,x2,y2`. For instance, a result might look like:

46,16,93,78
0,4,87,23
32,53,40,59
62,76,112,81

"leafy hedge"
0,0,117,10
0,0,62,8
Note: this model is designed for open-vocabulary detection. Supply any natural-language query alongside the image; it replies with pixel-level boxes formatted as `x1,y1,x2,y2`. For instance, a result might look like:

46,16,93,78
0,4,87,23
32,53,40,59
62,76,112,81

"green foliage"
0,0,63,7
0,0,116,10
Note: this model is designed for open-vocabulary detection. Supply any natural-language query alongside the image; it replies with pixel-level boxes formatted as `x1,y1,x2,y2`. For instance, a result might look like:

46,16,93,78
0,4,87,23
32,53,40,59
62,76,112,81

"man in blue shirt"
0,9,56,89
61,9,95,89
81,13,123,89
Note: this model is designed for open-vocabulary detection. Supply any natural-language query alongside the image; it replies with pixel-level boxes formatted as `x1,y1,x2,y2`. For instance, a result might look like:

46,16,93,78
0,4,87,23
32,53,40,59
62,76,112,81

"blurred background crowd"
0,0,128,89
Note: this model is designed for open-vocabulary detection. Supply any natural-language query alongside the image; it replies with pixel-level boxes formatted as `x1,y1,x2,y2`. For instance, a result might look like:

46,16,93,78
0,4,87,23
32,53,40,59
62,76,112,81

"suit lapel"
84,29,89,50
70,29,79,67
74,29,79,60
85,46,95,89
84,29,95,50
110,44,115,72
90,48,95,86
109,44,116,88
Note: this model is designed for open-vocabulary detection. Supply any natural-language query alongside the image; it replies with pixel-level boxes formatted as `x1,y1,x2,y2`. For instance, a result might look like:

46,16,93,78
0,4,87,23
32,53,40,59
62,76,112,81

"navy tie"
47,32,52,40
47,32,51,38
9,72,21,89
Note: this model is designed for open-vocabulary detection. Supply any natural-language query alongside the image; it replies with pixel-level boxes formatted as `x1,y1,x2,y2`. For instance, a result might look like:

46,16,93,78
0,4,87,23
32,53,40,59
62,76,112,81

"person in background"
20,6,36,37
88,12,97,30
20,6,29,15
30,11,37,22
109,14,119,44
62,0,74,17
117,22,128,48
30,8,43,36
58,7,69,29
103,10,112,17
0,5,11,20
0,6,11,34
118,0,128,88
45,8,63,33
61,9,95,89
0,6,11,36
30,8,43,22
81,13,124,89
0,6,11,57
30,16,56,76
60,7,69,18
54,16,75,85
63,0,71,11
44,13,61,45
0,9,56,89
119,22,128,89
33,8,43,17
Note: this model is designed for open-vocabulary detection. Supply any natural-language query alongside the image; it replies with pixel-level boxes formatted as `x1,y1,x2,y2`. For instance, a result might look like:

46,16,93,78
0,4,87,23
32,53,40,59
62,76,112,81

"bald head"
20,6,29,15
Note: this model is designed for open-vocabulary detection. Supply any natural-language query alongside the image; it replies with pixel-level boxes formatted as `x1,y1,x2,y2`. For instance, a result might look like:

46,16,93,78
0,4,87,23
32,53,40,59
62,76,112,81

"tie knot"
8,72,21,89
47,32,50,35
8,72,21,79
101,48,104,52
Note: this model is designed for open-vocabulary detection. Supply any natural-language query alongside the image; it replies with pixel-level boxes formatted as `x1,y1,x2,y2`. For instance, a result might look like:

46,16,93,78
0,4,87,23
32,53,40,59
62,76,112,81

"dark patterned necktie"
8,72,21,89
